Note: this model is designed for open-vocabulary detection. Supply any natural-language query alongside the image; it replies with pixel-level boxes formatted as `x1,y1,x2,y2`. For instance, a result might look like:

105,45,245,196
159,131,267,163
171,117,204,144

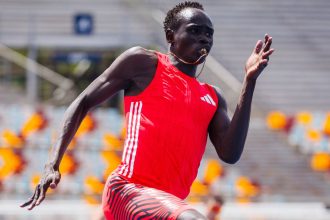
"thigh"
102,174,193,220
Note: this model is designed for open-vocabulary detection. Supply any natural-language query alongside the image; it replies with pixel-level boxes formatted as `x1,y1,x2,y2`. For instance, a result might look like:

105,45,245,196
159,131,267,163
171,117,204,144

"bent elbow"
219,154,241,164
222,157,239,164
215,142,244,164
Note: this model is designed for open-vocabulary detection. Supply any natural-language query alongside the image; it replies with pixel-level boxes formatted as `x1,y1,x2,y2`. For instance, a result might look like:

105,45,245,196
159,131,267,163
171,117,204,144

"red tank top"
115,51,218,199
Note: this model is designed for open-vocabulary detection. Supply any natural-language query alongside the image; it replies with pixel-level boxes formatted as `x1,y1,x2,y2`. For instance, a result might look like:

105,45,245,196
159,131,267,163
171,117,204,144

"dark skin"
21,8,274,218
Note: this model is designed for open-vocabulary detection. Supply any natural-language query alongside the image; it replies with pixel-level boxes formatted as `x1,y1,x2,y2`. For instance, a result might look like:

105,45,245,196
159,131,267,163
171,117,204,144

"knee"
177,209,207,220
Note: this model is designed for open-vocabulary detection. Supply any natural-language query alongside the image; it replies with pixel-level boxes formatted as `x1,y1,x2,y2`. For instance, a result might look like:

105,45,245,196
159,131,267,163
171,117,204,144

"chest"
151,71,217,124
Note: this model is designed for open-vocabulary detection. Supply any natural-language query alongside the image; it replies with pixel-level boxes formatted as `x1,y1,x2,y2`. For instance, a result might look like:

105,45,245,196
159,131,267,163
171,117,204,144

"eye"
206,31,213,38
190,27,199,34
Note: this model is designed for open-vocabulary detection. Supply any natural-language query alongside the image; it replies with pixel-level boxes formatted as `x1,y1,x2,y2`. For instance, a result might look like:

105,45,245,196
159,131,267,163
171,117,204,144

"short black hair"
163,1,204,33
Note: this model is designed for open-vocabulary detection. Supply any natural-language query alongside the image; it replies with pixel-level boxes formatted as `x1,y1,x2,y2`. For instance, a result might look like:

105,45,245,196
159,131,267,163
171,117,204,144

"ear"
165,28,175,44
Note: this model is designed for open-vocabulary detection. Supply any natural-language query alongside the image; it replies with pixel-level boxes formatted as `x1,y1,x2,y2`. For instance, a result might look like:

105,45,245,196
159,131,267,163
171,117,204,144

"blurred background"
0,0,330,219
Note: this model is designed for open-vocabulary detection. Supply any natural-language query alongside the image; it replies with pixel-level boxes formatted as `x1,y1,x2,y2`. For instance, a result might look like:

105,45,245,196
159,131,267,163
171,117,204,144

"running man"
21,1,274,219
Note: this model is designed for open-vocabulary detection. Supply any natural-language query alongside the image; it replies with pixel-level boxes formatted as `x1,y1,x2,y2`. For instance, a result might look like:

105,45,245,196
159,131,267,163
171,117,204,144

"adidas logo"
201,94,216,106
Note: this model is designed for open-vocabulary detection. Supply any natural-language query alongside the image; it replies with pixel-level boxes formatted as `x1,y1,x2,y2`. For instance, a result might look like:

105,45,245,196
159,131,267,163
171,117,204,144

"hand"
245,34,274,80
20,164,61,210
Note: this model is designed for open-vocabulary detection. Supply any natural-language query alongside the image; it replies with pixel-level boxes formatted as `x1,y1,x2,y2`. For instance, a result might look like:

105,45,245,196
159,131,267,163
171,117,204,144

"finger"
262,48,275,59
263,37,272,52
254,40,263,54
20,198,34,208
264,34,269,44
28,198,38,210
36,185,47,206
20,186,38,207
28,197,38,210
28,186,41,210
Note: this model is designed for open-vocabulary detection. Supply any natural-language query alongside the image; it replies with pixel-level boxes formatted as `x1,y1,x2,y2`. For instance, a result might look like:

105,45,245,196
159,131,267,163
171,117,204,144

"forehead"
177,8,213,28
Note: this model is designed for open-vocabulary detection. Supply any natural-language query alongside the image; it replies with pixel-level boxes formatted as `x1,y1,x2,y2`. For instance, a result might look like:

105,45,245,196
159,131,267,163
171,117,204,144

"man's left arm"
208,34,274,164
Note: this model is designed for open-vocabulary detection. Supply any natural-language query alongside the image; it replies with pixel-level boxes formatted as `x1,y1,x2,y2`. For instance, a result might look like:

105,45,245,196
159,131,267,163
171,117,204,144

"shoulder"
120,46,158,69
105,46,158,83
124,46,156,58
209,85,227,110
116,47,160,96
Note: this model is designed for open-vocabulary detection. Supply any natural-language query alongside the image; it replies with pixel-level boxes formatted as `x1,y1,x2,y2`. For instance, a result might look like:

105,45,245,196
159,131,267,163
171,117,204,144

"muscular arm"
50,46,156,169
208,79,255,164
21,46,157,209
208,34,274,164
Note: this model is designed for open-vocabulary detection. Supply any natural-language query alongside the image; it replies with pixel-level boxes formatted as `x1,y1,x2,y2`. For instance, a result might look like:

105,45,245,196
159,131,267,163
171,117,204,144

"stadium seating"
1,0,330,206
0,105,262,207
267,111,330,172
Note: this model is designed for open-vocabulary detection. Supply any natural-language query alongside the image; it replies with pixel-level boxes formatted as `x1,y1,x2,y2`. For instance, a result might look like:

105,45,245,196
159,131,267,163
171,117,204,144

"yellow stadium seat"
190,179,208,196
101,151,121,180
296,111,313,126
103,133,123,150
84,176,105,194
203,159,223,185
311,152,330,172
2,130,24,148
21,112,47,138
0,148,24,179
236,196,251,203
59,153,79,175
266,111,287,130
75,114,96,137
306,129,322,142
83,195,101,205
323,113,330,136
235,176,259,197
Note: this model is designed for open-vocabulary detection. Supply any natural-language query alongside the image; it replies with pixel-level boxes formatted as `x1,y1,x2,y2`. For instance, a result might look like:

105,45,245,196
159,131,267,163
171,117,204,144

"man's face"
170,8,214,64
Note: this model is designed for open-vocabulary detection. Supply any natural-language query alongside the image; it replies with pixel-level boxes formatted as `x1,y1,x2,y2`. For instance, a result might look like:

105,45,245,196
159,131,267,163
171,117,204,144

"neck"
168,53,198,77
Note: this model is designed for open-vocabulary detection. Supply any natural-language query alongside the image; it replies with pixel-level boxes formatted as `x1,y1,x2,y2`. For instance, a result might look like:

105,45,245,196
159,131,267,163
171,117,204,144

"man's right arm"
48,46,154,171
20,46,157,210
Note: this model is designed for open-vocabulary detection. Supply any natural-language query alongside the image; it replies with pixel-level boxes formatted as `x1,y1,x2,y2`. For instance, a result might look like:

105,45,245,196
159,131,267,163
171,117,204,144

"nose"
199,38,212,51
200,38,208,44
199,33,212,45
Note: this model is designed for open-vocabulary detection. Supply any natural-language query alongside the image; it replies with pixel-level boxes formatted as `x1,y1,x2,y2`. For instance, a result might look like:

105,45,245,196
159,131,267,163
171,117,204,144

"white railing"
0,43,74,102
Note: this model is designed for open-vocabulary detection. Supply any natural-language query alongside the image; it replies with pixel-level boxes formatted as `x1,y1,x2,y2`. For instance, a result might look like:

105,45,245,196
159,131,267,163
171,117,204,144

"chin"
196,56,207,65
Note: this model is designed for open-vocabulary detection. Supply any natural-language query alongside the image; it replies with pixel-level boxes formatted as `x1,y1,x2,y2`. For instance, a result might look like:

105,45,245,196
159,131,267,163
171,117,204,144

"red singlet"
115,51,218,199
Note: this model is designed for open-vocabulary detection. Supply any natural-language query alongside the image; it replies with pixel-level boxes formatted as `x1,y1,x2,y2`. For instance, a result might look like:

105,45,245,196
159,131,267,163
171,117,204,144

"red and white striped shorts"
102,174,193,220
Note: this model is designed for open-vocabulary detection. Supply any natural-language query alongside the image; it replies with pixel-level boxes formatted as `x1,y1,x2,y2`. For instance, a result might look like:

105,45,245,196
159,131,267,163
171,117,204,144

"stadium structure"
0,0,330,219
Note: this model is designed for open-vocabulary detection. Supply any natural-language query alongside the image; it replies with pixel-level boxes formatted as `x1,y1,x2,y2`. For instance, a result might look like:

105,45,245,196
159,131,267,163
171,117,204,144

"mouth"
200,48,208,55
198,46,210,56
